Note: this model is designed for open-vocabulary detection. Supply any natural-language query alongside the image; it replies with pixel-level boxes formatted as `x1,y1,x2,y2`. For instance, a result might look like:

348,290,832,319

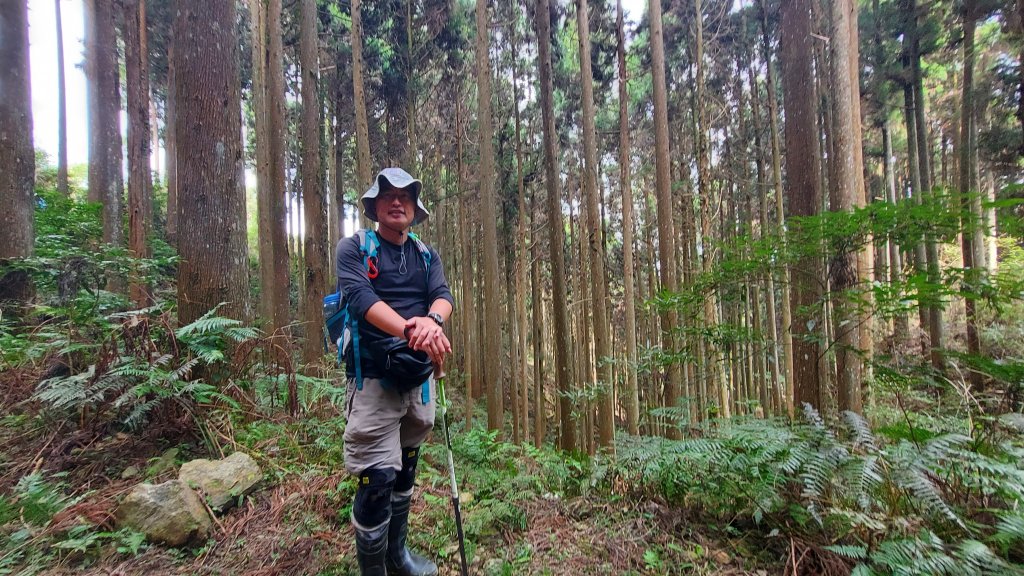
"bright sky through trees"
27,0,648,171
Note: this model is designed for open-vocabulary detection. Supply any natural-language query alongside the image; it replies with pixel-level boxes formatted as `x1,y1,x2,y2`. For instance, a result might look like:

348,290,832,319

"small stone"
711,550,730,564
121,465,140,480
147,448,180,476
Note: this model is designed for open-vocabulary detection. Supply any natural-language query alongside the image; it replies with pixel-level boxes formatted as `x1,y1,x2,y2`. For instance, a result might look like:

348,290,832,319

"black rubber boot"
385,493,438,576
352,468,396,576
355,522,388,576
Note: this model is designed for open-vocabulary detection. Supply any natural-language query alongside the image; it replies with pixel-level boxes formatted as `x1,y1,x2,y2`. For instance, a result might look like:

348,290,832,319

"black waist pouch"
368,336,434,393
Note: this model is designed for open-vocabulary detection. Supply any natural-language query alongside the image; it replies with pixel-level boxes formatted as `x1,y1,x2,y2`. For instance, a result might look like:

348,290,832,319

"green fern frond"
902,467,965,528
954,539,1013,574
825,543,869,559
173,357,200,381
175,313,240,339
992,511,1024,546
844,410,877,451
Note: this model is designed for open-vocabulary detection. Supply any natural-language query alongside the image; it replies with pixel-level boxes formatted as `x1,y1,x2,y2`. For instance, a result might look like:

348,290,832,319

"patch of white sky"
28,0,651,174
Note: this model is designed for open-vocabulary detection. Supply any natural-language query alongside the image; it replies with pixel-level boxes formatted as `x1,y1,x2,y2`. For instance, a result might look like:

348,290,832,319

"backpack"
323,229,432,397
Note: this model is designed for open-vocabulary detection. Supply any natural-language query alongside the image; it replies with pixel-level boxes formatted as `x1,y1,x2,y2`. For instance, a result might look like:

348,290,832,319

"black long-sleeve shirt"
335,232,454,378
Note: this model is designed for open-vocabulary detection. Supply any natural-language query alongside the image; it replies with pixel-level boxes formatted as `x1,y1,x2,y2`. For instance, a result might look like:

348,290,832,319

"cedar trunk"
174,0,251,324
0,0,35,304
300,0,329,369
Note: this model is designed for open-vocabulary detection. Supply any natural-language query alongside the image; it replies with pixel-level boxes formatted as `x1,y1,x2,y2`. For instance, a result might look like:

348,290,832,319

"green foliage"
611,407,1024,573
31,306,258,433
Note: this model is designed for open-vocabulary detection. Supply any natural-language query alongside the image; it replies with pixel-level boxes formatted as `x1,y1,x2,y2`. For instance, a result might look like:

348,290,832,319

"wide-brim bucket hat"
360,168,430,226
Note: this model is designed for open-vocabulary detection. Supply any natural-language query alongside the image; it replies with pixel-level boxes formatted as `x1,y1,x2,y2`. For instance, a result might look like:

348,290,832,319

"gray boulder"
179,451,262,510
116,480,212,546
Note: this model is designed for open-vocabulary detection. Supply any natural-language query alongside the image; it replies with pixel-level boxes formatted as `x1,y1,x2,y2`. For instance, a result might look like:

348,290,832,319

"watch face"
429,312,443,326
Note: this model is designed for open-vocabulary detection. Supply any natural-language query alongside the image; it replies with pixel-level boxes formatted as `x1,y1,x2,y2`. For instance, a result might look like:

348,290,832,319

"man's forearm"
364,301,409,339
429,299,453,323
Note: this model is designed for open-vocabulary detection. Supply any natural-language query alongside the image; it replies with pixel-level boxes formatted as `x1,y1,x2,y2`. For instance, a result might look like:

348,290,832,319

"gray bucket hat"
361,167,430,226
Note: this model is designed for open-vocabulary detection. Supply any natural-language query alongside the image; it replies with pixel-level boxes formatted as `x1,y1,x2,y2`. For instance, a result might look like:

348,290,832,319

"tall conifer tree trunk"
250,0,273,323
351,0,374,230
829,0,864,413
476,0,503,435
124,0,153,307
780,0,823,410
576,0,614,448
174,0,250,324
300,0,328,367
959,0,984,391
758,3,795,417
85,0,124,249
0,0,35,304
649,0,682,432
55,0,69,197
267,0,291,330
166,31,178,245
617,0,640,436
536,0,575,450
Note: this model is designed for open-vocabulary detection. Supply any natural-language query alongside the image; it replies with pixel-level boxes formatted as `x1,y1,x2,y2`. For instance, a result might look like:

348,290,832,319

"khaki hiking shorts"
343,376,436,474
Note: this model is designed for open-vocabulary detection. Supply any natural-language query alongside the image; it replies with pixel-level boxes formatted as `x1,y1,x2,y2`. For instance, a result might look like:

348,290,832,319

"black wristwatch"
427,312,444,327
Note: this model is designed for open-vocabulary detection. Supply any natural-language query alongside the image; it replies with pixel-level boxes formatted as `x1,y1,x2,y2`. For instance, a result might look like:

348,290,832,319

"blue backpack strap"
352,229,380,391
408,232,433,404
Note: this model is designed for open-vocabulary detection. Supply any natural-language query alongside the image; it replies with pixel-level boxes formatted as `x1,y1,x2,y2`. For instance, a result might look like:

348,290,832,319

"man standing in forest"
336,168,453,576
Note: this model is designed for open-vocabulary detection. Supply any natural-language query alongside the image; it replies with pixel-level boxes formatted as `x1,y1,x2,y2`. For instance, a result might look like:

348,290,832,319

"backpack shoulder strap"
407,232,432,274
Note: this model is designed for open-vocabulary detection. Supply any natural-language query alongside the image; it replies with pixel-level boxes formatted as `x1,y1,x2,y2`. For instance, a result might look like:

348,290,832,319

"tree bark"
174,0,251,324
536,0,575,450
829,0,864,413
300,0,329,369
617,0,640,436
476,0,503,436
759,2,795,418
166,28,178,245
267,0,291,330
86,0,124,250
650,0,682,433
780,0,824,411
575,0,614,448
124,0,153,307
55,0,69,196
959,3,984,391
0,0,35,304
351,0,374,229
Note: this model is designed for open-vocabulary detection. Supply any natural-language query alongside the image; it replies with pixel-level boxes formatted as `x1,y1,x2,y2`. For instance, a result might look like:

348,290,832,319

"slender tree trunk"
174,0,250,324
457,98,476,429
510,2,531,445
617,0,640,436
267,0,290,330
86,0,124,251
650,0,682,433
883,124,910,342
124,0,153,307
536,0,575,450
576,0,614,448
760,1,796,418
829,0,863,413
0,0,35,304
300,0,328,369
531,188,546,447
959,4,984,391
250,0,272,323
476,0,503,436
166,31,178,245
780,0,824,411
351,0,374,230
849,0,873,387
55,0,69,196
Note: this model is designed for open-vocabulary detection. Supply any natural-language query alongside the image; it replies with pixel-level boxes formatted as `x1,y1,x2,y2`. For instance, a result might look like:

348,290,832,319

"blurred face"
377,186,416,232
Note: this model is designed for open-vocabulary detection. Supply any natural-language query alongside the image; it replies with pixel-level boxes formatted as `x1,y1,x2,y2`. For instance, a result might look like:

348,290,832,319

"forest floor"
0,364,805,576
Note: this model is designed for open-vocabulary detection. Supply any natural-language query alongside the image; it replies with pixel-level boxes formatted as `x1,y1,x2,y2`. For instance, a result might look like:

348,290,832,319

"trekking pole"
435,369,470,576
